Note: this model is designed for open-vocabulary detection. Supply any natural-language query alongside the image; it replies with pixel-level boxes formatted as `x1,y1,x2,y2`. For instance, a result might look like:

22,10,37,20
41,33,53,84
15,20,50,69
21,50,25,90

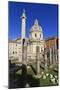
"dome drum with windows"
30,19,43,41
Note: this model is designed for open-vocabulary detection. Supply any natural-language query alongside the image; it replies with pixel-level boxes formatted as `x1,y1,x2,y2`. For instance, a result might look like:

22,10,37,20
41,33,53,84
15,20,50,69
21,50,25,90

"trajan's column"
21,9,26,39
21,9,27,64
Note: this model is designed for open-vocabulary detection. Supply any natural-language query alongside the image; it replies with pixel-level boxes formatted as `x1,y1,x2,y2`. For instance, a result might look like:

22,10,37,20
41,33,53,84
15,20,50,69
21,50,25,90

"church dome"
30,19,42,33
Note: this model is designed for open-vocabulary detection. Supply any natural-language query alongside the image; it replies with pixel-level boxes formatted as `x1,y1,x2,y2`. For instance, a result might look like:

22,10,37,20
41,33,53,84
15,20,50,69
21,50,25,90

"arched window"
13,51,14,54
35,33,37,37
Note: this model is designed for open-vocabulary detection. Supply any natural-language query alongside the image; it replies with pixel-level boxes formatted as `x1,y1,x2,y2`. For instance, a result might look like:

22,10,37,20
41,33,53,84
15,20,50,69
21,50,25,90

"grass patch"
40,76,57,86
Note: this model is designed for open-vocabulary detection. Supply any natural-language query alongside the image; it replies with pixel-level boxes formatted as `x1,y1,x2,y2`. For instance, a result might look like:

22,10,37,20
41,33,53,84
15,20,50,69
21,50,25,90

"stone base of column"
33,74,41,79
49,65,53,68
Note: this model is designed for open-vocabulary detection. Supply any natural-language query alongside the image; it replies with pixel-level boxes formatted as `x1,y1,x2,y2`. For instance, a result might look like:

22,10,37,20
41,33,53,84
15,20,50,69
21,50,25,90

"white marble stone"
50,74,53,79
25,83,30,87
33,75,41,79
41,72,44,75
43,75,46,79
27,66,30,69
54,75,57,79
46,73,49,76
50,78,55,84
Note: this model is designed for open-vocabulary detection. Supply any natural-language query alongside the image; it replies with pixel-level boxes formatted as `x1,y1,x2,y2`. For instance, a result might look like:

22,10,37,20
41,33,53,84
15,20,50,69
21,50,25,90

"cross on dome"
34,19,38,26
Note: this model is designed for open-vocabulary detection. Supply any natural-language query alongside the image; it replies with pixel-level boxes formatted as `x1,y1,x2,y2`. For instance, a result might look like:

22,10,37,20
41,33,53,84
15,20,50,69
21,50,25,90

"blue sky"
8,1,58,40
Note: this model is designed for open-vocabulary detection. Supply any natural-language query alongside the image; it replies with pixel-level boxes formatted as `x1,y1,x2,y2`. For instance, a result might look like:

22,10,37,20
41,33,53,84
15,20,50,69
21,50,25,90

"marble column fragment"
49,48,52,65
52,47,55,65
36,46,40,75
44,49,48,71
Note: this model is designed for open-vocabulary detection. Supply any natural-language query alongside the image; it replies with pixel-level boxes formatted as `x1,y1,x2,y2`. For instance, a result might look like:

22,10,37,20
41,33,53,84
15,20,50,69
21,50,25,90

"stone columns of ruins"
52,47,56,65
22,39,27,65
44,48,48,71
49,48,53,67
36,46,40,75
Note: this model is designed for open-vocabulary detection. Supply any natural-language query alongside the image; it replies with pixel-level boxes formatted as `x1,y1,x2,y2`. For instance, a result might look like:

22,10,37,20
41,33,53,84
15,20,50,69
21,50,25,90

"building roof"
15,38,21,41
9,40,21,44
45,37,58,41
